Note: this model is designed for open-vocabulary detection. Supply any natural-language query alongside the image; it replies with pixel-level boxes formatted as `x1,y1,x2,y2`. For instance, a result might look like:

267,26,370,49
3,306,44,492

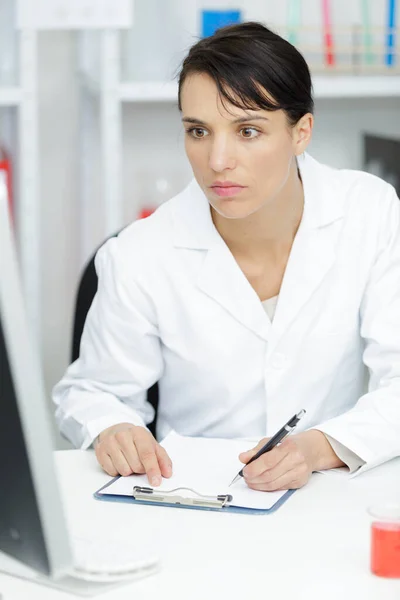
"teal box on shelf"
201,9,242,38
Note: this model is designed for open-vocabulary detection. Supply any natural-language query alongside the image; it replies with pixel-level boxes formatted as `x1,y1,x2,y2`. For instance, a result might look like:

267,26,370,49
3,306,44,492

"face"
181,73,313,220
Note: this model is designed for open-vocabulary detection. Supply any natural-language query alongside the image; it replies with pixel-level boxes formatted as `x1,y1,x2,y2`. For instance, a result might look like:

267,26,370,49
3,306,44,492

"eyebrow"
182,116,269,125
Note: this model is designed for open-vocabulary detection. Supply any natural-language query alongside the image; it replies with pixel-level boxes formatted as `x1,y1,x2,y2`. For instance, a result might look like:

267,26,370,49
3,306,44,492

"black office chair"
71,234,159,437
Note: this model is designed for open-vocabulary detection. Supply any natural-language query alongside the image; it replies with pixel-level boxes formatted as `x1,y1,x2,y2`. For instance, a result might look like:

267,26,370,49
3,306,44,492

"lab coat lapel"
172,180,270,342
197,236,271,342
269,221,337,345
269,154,345,349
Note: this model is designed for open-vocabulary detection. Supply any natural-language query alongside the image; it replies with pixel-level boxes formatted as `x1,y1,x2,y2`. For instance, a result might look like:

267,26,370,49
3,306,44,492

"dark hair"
178,22,314,127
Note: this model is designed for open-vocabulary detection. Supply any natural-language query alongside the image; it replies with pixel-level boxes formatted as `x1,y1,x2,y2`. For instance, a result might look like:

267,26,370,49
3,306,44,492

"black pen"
229,409,306,486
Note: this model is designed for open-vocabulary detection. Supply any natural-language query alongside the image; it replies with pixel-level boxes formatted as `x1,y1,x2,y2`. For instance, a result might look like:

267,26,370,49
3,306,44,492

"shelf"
113,76,400,103
80,72,400,103
312,75,400,98
0,87,21,107
119,81,178,103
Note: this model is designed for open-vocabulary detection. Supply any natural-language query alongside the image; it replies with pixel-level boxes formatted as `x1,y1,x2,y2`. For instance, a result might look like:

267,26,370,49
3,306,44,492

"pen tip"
229,474,240,487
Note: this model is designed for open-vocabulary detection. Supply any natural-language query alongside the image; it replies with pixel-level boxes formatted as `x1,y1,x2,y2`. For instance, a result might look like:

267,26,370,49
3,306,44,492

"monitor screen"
0,314,50,574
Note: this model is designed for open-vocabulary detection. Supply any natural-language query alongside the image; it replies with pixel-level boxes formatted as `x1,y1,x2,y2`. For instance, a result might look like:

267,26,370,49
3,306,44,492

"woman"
53,22,400,492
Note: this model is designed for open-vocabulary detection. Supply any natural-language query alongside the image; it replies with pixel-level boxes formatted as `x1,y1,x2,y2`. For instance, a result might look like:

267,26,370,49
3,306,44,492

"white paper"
98,432,287,511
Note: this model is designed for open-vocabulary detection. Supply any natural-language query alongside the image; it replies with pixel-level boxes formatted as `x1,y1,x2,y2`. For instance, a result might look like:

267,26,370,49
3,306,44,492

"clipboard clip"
132,486,233,509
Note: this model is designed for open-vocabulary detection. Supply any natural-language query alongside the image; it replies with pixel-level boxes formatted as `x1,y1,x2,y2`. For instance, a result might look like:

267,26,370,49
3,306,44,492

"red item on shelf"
371,522,400,578
0,146,13,220
138,207,155,220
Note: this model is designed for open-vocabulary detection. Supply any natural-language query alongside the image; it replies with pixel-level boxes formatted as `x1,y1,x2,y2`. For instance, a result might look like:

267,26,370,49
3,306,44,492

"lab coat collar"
171,153,346,343
172,153,345,249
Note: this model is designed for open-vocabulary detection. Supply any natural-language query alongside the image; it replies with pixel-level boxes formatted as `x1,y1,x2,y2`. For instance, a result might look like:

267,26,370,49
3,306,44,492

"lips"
210,182,246,198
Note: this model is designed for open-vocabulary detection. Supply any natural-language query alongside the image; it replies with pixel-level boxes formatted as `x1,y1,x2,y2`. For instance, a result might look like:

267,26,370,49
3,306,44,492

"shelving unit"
82,75,400,103
78,27,400,266
0,30,39,342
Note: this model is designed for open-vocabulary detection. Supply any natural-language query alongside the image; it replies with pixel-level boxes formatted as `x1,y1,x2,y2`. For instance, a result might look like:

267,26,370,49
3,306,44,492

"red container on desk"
369,505,400,578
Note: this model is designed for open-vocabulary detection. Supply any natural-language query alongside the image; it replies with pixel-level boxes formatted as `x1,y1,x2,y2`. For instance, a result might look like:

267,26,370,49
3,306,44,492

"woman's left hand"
239,429,344,492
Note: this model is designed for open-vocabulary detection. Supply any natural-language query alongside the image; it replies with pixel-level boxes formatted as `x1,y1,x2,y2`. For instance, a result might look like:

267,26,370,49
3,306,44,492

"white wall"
33,27,400,450
311,97,400,167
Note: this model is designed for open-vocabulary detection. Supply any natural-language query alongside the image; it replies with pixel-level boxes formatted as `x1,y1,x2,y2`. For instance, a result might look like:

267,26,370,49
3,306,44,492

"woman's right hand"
94,423,172,486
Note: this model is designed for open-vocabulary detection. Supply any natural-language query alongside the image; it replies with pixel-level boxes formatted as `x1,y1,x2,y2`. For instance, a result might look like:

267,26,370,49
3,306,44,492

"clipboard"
94,478,296,515
94,432,297,515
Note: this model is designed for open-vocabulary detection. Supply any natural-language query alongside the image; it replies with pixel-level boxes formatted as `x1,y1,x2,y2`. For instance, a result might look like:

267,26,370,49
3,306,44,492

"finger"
115,431,145,474
106,442,134,477
244,449,301,485
96,448,118,477
247,463,310,492
243,444,290,480
239,438,269,463
135,439,162,486
155,444,173,478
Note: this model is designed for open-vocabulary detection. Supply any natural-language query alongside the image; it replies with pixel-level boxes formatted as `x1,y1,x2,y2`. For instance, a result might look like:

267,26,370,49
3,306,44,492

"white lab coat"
53,153,400,475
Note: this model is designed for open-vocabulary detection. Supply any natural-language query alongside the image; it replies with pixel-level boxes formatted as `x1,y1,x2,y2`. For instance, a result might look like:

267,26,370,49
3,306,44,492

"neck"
211,160,304,262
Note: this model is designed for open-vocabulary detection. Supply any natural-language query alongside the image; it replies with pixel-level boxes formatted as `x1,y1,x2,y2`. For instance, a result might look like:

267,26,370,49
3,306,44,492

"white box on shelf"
16,0,133,30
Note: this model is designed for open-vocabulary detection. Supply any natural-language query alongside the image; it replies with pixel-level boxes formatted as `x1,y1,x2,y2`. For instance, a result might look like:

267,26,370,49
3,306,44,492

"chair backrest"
71,238,159,437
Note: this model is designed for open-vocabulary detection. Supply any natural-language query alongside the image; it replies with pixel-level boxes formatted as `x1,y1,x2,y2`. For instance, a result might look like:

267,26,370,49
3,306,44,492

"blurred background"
0,0,399,449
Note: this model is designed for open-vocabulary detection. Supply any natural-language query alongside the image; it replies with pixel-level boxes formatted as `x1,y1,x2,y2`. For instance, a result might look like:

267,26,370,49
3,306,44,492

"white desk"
1,451,400,600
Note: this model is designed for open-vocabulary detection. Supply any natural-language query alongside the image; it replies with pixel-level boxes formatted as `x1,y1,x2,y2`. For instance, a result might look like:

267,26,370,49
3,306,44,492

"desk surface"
1,450,400,600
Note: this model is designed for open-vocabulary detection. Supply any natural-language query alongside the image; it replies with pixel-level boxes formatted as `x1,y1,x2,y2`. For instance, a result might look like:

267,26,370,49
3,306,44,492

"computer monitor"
0,176,74,587
0,180,159,596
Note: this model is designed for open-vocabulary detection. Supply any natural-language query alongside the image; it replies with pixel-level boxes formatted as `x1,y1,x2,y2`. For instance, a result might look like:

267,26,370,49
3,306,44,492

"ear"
293,113,313,156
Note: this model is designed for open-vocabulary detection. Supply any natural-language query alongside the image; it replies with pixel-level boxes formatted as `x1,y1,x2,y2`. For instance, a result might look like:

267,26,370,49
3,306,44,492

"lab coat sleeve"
323,434,365,474
52,236,164,449
315,185,400,475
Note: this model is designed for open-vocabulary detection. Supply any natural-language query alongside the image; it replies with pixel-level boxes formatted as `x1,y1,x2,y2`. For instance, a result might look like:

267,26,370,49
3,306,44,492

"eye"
186,127,209,139
240,127,260,139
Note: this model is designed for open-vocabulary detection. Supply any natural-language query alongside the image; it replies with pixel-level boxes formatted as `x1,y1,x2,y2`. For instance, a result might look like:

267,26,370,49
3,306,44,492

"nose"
208,137,236,172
